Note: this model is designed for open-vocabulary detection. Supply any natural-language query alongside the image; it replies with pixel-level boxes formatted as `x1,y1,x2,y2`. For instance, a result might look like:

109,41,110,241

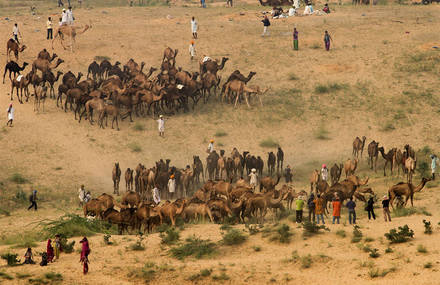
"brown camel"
243,191,283,223
37,49,57,61
378,147,396,176
309,169,320,192
222,71,256,103
242,84,266,107
388,177,430,208
83,199,108,218
125,168,134,191
367,140,379,172
32,58,64,73
330,163,343,186
352,136,366,158
181,201,214,223
10,74,31,103
102,208,136,234
34,84,48,112
52,24,91,50
158,199,186,226
405,157,416,183
344,158,358,178
201,72,221,101
6,39,26,60
102,98,121,131
112,162,122,195
162,47,178,66
121,191,140,208
42,70,63,99
199,57,229,75
259,175,281,192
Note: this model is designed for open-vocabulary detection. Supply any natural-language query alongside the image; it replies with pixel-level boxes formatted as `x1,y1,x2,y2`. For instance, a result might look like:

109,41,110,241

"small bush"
352,225,363,243
302,221,329,237
221,228,248,246
9,173,28,184
288,73,299,81
200,269,212,277
94,55,111,62
133,122,145,131
127,263,156,283
424,262,433,269
384,225,414,243
417,162,430,178
392,207,420,217
252,245,261,252
170,236,216,260
300,255,313,268
103,234,113,245
13,189,27,203
214,130,227,137
212,272,230,281
128,142,142,153
368,268,379,278
259,138,279,148
16,273,31,279
380,122,395,132
369,248,380,258
44,272,63,281
315,125,330,140
336,230,346,238
60,235,75,253
129,233,146,251
423,220,432,234
417,244,427,253
385,247,393,253
364,237,374,242
160,227,180,245
269,224,293,244
244,224,260,235
310,42,321,49
0,253,20,266
0,272,14,280
314,83,345,94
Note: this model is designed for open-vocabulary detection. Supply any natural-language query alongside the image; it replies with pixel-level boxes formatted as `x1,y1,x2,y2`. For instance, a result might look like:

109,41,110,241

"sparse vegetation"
0,272,14,280
380,122,395,132
103,234,113,245
0,253,20,266
314,125,330,140
385,247,393,253
259,138,279,148
314,83,347,94
302,221,329,237
267,224,293,244
128,142,142,152
44,272,63,281
424,262,433,269
129,233,146,251
252,245,261,252
417,244,427,253
369,248,380,258
384,225,414,243
94,55,111,62
336,230,346,238
352,225,363,243
300,254,313,268
160,227,180,245
9,173,28,184
288,73,299,80
132,122,145,131
214,130,227,137
221,228,248,246
212,272,230,281
59,235,75,253
423,220,432,234
170,236,216,260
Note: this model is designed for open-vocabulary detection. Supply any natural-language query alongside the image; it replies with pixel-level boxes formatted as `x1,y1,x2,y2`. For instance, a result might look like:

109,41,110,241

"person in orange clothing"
314,194,325,224
332,196,341,224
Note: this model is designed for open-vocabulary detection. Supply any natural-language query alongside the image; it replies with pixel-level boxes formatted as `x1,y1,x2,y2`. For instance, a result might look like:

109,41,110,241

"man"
58,0,64,7
157,115,165,137
324,30,332,51
249,168,258,190
382,195,391,222
285,165,292,183
288,6,296,16
332,196,341,224
168,174,176,200
201,0,206,8
346,196,356,224
307,193,315,222
66,6,74,25
28,190,38,211
295,196,304,223
47,17,53,40
61,9,68,25
207,139,214,153
226,0,233,7
321,164,328,181
431,154,438,180
152,185,161,205
78,185,86,206
189,41,196,60
261,15,270,37
12,23,21,44
191,17,198,39
6,103,14,127
293,27,298,50
314,194,325,224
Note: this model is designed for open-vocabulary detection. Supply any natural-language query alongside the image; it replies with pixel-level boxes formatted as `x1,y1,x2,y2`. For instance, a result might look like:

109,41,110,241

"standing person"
332,197,341,224
12,23,21,44
67,0,71,6
168,174,176,200
249,168,258,191
58,0,64,7
28,190,38,211
46,239,54,263
324,30,332,51
285,165,292,183
323,3,330,13
207,139,214,153
84,191,91,203
191,17,198,39
79,237,90,275
78,184,86,207
295,196,304,223
430,154,438,180
201,0,206,8
307,193,315,222
157,115,165,137
189,40,196,60
293,27,298,50
346,196,356,224
226,0,233,7
6,103,14,127
54,235,61,261
366,196,376,220
24,248,35,264
47,17,53,40
66,6,74,25
152,185,161,205
321,164,328,182
61,9,68,25
294,0,300,8
261,15,270,37
78,0,83,8
314,194,325,224
382,195,391,222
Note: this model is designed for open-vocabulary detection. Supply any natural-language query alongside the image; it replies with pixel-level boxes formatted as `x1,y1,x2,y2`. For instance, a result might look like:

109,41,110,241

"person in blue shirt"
346,197,356,224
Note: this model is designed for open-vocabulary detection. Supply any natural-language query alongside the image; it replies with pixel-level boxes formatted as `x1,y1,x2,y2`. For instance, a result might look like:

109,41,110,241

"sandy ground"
0,0,440,284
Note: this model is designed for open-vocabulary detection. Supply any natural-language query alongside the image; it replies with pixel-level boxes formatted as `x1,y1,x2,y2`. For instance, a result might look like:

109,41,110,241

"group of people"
23,237,90,275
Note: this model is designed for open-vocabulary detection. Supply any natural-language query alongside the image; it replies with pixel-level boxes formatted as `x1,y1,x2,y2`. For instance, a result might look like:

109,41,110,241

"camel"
112,162,122,195
201,72,221,102
352,136,366,158
83,199,108,218
162,47,178,66
34,84,48,112
32,58,64,74
37,49,57,61
199,57,229,75
193,156,204,183
3,61,28,84
405,157,416,183
267,152,276,176
367,140,379,172
222,71,256,98
259,175,281,192
125,168,134,191
388,177,430,208
242,85,266,107
52,24,91,50
102,208,136,234
87,61,100,80
276,147,284,173
121,191,140,208
223,72,257,106
344,158,358,177
217,156,226,180
323,176,369,208
330,163,343,185
102,98,121,131
206,151,220,180
42,70,63,99
207,198,232,222
242,191,283,223
10,74,31,103
378,147,396,176
6,39,26,60
309,169,320,192
158,199,186,226
181,201,214,223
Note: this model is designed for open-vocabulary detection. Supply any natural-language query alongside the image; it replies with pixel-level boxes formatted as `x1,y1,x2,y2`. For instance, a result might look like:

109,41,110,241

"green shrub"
244,224,260,235
269,224,293,244
380,122,395,132
314,83,346,94
364,237,374,242
212,272,230,281
127,263,156,283
16,273,32,279
385,247,393,253
221,229,247,246
300,255,313,268
0,253,20,266
384,225,414,243
13,189,27,203
0,272,14,280
129,233,146,251
9,173,28,184
160,227,180,245
252,245,261,252
288,73,299,80
351,225,363,243
369,248,380,258
170,236,216,260
423,220,432,234
103,234,113,245
259,138,279,148
133,122,145,131
60,236,75,253
314,125,330,140
44,272,63,281
336,230,346,238
302,221,329,237
128,142,142,152
200,269,212,277
214,130,227,137
424,262,433,269
417,244,427,253
417,162,430,178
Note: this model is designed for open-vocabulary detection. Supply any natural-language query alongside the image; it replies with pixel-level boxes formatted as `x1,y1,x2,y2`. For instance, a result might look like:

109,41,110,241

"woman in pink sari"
46,239,54,263
79,237,90,274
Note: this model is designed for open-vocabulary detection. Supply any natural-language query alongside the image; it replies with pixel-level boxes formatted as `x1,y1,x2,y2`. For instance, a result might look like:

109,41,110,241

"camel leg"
234,92,240,108
244,93,251,108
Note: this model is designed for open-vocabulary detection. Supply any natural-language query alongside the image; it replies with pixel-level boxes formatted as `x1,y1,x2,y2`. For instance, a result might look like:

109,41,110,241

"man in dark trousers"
307,193,315,222
28,190,38,211
261,15,270,36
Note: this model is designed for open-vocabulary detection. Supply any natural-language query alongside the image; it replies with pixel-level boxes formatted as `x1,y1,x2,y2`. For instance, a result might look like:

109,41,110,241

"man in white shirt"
152,185,161,205
168,175,176,200
207,139,214,153
157,115,165,137
47,17,53,40
6,103,14,127
66,6,74,25
191,17,198,39
12,23,21,44
249,168,258,190
78,184,86,206
61,9,68,25
189,41,196,60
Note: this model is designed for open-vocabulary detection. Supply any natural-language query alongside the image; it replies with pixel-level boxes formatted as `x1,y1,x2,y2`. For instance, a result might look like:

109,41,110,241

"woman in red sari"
79,237,90,274
46,239,54,262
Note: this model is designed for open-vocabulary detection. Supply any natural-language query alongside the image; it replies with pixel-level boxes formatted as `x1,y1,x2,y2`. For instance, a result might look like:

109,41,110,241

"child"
47,17,53,40
24,248,35,264
40,252,48,266
189,41,196,60
54,235,61,260
157,115,165,137
6,103,14,127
